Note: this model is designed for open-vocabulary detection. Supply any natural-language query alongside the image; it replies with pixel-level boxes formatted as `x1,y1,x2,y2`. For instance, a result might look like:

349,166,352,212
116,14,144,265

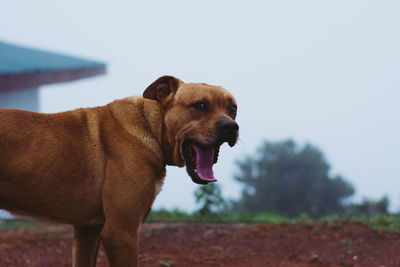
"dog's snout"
218,120,239,134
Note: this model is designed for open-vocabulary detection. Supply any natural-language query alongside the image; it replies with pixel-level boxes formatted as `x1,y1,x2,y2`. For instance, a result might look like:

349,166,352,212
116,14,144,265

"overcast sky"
1,1,399,212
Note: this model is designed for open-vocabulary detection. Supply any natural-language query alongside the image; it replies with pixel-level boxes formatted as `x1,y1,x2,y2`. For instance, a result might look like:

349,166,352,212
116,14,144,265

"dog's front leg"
72,225,103,267
101,222,140,267
100,160,157,267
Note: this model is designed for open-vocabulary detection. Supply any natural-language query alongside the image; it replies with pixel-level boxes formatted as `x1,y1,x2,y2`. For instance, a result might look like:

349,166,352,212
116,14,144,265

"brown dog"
0,76,238,266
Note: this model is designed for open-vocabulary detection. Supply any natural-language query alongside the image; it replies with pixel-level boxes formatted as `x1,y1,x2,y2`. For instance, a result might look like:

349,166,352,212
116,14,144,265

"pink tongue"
193,144,217,182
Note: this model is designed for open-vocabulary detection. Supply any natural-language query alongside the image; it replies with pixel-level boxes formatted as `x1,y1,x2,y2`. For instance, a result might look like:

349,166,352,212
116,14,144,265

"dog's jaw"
181,139,225,184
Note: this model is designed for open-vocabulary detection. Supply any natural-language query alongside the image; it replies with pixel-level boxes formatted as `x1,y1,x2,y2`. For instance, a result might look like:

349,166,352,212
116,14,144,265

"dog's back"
0,108,105,224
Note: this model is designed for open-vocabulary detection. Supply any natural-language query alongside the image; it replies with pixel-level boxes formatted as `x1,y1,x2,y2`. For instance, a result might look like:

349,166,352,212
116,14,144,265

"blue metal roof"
0,41,106,92
0,41,106,75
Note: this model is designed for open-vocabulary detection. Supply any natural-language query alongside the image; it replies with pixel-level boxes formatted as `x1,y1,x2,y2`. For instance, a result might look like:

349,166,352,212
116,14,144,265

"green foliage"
146,209,400,233
231,212,293,224
3,212,399,235
146,209,294,223
156,260,176,266
347,196,390,216
318,214,400,234
0,219,37,229
145,209,400,234
146,208,196,222
146,183,229,222
233,139,355,217
194,183,227,216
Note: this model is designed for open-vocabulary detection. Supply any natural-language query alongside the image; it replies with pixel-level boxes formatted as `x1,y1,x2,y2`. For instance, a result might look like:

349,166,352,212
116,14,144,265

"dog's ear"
143,75,182,101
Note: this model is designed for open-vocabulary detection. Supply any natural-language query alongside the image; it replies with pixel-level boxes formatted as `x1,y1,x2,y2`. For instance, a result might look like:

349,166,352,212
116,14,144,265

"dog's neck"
108,97,178,168
143,99,175,166
106,97,166,167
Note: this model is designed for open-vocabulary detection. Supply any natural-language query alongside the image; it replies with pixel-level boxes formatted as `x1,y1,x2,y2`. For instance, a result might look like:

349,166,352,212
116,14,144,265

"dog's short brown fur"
0,76,238,266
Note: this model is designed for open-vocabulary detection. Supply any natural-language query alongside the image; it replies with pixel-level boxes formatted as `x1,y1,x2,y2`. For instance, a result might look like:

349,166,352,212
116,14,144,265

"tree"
233,139,354,217
194,183,226,216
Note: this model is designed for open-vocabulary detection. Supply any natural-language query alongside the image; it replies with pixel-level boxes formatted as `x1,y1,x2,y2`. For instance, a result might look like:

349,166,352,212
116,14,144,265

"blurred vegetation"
232,139,355,217
0,219,37,229
145,209,400,234
1,212,399,235
346,196,390,216
146,209,294,223
194,183,227,216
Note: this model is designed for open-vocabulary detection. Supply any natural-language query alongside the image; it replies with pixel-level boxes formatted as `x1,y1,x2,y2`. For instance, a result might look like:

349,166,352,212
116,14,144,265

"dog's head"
143,75,239,184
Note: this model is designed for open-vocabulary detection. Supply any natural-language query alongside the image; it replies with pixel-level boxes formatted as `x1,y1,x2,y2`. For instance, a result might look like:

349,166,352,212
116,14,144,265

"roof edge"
0,66,106,92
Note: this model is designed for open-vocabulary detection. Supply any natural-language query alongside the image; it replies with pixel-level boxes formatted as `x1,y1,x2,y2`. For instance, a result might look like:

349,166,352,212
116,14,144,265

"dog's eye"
192,102,208,112
229,103,237,115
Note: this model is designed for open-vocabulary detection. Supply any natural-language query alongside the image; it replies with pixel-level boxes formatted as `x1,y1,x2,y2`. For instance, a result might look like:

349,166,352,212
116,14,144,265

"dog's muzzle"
181,119,239,185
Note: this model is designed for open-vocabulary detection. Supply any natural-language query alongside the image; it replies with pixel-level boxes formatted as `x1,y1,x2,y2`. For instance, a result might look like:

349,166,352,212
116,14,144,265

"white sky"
1,0,399,212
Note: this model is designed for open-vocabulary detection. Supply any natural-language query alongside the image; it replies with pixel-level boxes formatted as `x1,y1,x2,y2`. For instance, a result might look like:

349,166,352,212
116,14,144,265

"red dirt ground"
1,222,399,266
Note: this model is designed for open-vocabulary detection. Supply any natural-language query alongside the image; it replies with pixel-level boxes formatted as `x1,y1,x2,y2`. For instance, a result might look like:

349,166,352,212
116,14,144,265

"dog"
0,75,238,266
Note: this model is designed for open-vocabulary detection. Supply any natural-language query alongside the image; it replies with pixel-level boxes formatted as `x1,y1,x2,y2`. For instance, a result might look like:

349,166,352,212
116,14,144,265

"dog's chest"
155,168,166,197
155,177,165,196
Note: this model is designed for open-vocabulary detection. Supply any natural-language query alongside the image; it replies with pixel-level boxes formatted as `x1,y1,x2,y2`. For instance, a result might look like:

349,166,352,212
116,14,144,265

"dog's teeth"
194,169,198,173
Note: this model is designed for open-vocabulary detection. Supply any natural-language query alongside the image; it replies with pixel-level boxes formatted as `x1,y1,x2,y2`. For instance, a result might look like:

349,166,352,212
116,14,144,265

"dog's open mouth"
182,140,221,184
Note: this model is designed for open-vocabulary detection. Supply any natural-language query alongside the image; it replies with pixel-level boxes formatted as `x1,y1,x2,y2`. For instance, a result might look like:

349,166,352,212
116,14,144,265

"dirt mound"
0,222,399,266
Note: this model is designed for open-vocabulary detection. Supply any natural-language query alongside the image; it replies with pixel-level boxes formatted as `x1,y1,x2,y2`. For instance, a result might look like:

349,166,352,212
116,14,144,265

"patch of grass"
312,228,322,236
3,211,399,236
146,209,297,224
34,230,57,238
318,214,400,234
156,260,176,266
232,233,237,241
146,209,400,234
0,219,37,229
276,232,285,239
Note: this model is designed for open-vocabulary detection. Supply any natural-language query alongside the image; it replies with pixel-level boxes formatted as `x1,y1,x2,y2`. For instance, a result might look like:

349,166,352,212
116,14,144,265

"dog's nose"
218,120,239,134
217,120,239,147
